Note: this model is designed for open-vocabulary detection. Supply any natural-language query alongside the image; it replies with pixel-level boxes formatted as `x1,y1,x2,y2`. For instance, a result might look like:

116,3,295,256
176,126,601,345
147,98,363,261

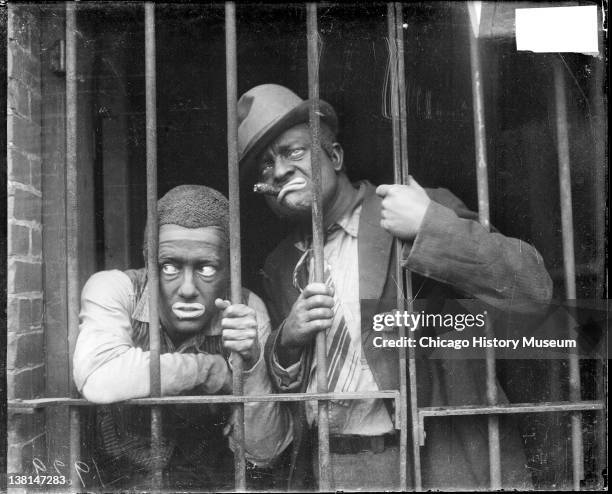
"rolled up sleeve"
266,323,308,392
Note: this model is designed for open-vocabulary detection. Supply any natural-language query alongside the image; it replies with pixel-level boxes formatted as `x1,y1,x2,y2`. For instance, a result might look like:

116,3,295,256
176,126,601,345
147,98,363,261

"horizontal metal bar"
11,397,604,426
416,400,604,449
419,401,604,417
7,390,401,409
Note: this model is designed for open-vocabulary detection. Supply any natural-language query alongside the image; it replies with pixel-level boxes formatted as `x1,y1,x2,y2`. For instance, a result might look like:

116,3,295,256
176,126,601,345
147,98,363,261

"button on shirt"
274,184,394,436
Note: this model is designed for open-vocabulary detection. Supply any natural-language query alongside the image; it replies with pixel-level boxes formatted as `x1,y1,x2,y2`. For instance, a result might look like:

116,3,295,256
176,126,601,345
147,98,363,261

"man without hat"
73,185,292,490
238,84,553,491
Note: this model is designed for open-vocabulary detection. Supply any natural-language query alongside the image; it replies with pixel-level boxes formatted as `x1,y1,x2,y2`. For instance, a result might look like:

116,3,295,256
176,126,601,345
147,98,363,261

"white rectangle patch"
516,6,598,54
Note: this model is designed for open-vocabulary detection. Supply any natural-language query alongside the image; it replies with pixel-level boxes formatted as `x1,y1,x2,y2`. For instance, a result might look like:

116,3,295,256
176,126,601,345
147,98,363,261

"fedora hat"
237,84,338,178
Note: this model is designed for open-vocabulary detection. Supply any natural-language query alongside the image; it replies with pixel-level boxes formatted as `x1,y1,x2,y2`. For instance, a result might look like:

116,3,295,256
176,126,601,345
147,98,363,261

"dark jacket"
263,182,552,490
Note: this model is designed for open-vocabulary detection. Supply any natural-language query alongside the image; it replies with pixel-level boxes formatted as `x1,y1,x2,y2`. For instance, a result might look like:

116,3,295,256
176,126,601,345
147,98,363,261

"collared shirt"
73,268,292,467
274,182,394,435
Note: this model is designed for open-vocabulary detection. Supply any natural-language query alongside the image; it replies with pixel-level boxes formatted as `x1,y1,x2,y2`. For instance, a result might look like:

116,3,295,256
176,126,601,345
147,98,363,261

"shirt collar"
132,282,150,323
294,181,366,252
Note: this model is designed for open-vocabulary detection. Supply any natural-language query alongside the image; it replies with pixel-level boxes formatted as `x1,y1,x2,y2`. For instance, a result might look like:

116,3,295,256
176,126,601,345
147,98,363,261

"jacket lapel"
358,183,394,301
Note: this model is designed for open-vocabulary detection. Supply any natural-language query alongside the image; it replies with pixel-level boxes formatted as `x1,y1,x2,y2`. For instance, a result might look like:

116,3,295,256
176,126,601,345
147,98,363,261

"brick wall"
6,4,46,476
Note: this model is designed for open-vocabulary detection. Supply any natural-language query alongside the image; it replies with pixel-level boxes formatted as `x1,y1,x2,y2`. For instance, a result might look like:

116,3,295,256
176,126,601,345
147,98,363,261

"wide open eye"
197,265,217,277
161,263,180,275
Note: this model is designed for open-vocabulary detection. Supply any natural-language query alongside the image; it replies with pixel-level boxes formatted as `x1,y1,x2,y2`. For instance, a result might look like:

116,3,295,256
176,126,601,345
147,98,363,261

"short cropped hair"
142,185,230,259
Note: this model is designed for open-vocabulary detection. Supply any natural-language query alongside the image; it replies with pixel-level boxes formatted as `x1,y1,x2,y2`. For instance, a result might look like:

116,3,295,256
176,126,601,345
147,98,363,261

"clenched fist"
376,177,431,241
280,282,334,349
216,299,260,369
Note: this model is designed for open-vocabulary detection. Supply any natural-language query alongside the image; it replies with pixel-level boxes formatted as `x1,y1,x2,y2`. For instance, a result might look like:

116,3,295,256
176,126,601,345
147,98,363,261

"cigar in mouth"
253,183,281,196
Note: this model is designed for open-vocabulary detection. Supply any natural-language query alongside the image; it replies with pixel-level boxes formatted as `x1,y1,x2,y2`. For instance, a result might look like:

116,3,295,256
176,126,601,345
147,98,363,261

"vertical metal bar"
387,3,409,490
553,58,583,490
65,0,78,395
144,0,160,403
387,3,401,185
590,19,607,482
144,3,163,490
393,3,420,490
225,2,247,490
467,13,491,229
65,3,81,490
306,4,332,490
591,20,606,302
69,407,81,492
468,17,501,490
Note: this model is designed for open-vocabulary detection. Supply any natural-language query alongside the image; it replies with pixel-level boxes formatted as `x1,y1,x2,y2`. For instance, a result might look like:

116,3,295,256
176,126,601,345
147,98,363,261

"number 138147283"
8,457,104,490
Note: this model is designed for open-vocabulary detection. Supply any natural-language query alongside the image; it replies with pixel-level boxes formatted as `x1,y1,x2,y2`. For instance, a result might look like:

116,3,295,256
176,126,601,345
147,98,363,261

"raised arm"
377,181,552,312
405,198,552,310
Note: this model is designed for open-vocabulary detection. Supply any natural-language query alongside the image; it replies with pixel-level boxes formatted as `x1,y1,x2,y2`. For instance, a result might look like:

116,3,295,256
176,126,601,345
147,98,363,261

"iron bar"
591,14,606,302
65,1,78,395
306,4,332,490
590,36,607,480
69,407,81,491
553,57,583,490
387,2,401,189
468,15,501,490
419,401,604,417
389,27,409,494
65,4,80,490
387,3,415,490
10,396,605,411
394,3,420,490
225,2,247,490
7,390,401,408
144,3,163,490
417,401,605,442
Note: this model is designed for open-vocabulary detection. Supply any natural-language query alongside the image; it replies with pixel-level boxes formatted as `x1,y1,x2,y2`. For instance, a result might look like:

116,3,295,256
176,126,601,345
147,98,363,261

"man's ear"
331,142,344,173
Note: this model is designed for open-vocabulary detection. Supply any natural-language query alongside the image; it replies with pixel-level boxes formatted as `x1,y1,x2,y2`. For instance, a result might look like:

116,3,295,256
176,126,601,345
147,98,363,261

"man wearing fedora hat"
237,84,552,490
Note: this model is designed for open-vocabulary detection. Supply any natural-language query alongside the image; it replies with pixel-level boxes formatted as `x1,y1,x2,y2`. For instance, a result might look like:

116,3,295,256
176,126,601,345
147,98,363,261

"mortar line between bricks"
8,432,48,450
7,180,43,197
8,256,43,263
8,38,38,60
8,328,45,336
8,293,44,300
7,109,43,128
9,219,43,230
6,107,32,122
7,363,46,375
9,257,44,263
8,143,44,162
7,75,43,97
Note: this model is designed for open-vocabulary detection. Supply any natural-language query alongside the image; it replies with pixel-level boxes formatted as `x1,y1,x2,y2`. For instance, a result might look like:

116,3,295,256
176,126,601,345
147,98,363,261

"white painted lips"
172,303,205,320
277,178,307,203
